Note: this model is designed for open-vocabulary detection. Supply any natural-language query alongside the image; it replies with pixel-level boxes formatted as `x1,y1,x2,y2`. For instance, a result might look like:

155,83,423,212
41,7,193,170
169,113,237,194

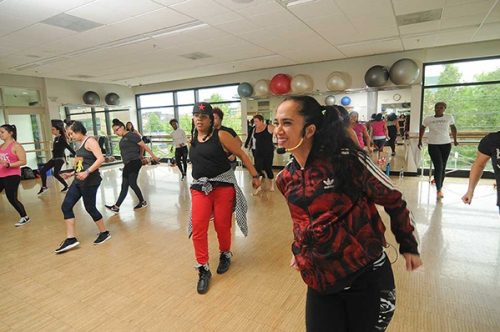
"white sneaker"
269,179,275,192
15,217,31,227
252,186,262,196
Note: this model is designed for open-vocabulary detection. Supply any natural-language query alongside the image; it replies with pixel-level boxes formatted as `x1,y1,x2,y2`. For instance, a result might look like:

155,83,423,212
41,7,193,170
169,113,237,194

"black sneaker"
37,187,48,195
60,187,68,193
217,252,232,274
134,201,147,210
94,231,111,245
197,265,212,294
55,238,80,254
105,204,120,213
15,216,31,227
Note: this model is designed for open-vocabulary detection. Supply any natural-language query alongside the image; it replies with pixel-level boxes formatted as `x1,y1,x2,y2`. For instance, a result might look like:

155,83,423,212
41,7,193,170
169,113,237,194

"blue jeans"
61,182,102,221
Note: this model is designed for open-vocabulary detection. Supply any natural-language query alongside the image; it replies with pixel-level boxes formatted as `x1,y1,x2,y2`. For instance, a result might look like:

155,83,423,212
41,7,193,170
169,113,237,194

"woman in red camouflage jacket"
274,96,422,332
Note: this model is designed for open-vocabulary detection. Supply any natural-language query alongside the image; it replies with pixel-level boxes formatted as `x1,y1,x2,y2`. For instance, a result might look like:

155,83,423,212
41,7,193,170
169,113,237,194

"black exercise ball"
105,93,120,105
83,91,100,105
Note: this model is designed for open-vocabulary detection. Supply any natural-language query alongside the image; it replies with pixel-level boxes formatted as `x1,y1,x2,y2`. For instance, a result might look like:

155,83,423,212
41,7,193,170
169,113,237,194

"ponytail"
1,124,17,140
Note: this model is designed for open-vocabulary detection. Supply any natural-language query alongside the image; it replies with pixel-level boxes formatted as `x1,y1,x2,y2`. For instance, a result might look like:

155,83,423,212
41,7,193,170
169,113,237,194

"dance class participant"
55,121,110,254
0,124,31,226
189,102,261,294
274,96,422,331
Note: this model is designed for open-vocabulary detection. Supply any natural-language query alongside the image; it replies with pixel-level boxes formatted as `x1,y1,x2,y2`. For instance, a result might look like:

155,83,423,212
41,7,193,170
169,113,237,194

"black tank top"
254,126,274,154
189,129,231,179
74,137,101,186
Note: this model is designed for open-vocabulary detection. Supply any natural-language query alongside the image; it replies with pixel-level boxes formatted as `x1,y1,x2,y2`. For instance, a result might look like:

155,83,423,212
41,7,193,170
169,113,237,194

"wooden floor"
0,162,499,331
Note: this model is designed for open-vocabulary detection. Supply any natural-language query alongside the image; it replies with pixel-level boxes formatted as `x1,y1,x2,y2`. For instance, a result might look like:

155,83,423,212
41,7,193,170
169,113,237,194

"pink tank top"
371,121,386,138
353,123,366,148
0,141,21,178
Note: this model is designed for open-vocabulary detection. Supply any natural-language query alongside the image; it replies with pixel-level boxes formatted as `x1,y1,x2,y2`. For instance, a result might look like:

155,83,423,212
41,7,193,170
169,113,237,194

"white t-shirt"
171,128,187,148
423,114,455,145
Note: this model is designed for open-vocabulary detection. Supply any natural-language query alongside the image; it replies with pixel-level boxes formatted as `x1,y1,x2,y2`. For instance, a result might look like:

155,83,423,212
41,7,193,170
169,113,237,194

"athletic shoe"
217,252,232,274
105,204,120,213
94,231,111,245
37,187,48,195
15,216,31,227
55,238,80,254
134,201,148,210
181,173,186,180
60,187,68,193
252,186,262,196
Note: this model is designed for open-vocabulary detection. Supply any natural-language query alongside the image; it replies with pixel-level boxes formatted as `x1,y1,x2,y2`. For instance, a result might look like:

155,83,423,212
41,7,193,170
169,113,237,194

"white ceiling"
0,0,499,86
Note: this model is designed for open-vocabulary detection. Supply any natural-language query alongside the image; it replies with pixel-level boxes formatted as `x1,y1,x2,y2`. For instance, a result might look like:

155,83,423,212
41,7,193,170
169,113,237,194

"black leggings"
0,175,27,218
428,143,452,191
254,151,274,179
40,158,67,188
116,159,144,206
61,182,102,221
306,255,396,332
387,126,398,153
175,146,188,175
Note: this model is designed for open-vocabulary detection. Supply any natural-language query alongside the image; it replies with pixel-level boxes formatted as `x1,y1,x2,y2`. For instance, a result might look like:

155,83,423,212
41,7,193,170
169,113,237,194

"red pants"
191,185,235,265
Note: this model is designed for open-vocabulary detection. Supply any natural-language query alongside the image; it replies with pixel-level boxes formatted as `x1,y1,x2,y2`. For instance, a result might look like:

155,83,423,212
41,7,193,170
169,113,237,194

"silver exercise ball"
326,72,350,91
389,58,420,85
325,95,336,106
254,79,270,97
237,82,253,97
291,74,314,93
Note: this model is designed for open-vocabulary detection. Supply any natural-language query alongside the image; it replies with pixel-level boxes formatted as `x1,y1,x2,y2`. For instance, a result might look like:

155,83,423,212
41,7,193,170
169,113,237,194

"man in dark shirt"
462,131,500,214
212,107,242,170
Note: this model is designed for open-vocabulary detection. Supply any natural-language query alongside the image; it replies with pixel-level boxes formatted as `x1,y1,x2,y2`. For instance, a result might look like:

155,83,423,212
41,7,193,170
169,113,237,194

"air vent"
396,9,442,26
257,101,270,107
180,52,212,60
42,13,103,32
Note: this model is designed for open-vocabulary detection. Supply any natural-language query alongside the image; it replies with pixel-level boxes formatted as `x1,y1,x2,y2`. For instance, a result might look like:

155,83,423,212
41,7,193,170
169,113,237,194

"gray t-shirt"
119,132,141,164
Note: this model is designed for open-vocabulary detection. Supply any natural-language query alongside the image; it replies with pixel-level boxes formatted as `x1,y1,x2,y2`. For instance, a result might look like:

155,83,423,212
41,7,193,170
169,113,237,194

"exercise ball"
291,74,314,93
237,82,253,97
254,79,270,96
389,58,420,85
340,96,351,106
270,73,291,95
326,71,351,91
82,91,100,105
105,92,120,105
364,65,389,87
325,95,336,106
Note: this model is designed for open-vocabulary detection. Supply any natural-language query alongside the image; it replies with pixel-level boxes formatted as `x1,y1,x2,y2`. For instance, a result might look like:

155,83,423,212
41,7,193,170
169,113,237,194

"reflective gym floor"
0,163,499,331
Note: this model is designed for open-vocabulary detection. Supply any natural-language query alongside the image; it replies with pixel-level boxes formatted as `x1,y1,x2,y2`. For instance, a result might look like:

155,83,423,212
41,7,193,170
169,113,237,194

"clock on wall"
393,93,401,101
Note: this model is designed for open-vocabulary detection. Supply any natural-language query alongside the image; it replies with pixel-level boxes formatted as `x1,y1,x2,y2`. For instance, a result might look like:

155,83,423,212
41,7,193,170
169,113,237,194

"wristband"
252,175,259,179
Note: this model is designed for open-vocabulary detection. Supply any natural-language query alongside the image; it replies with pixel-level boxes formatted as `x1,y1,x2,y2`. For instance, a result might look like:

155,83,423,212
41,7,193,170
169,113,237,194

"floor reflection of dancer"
105,119,159,213
274,96,422,332
189,102,261,294
55,121,110,254
0,124,31,227
37,120,76,195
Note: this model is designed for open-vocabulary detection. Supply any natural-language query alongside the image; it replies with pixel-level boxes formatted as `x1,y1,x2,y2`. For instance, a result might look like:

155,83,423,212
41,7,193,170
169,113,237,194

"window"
136,84,242,158
421,56,500,171
1,87,41,107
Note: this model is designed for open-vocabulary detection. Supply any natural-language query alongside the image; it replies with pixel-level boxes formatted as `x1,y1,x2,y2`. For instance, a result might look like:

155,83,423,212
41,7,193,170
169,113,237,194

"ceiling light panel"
42,13,103,32
392,0,445,16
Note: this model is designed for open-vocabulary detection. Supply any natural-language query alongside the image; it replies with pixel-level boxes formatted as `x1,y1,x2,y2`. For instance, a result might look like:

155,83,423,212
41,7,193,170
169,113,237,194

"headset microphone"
276,138,304,154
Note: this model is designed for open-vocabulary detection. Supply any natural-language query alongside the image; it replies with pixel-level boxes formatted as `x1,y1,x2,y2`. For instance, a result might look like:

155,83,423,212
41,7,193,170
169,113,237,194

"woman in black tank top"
54,121,111,254
251,115,275,195
189,102,261,294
